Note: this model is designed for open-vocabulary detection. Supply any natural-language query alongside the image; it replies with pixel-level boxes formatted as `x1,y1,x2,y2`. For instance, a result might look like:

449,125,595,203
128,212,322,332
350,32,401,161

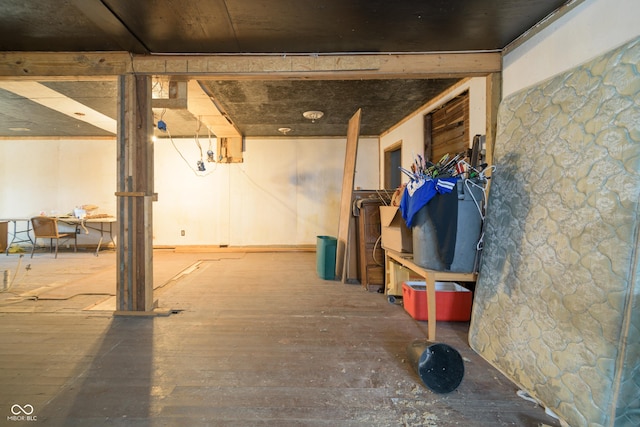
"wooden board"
335,108,361,281
0,252,561,427
384,248,477,341
187,80,241,138
0,81,117,133
116,75,155,312
0,51,501,78
0,221,7,253
485,72,501,195
430,91,469,161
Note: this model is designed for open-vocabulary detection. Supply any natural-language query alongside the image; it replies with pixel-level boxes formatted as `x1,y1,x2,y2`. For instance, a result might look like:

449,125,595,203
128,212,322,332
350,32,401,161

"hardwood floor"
0,251,561,426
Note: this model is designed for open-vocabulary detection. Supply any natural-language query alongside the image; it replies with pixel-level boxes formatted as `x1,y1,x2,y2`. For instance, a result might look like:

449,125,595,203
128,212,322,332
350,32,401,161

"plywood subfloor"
0,251,561,426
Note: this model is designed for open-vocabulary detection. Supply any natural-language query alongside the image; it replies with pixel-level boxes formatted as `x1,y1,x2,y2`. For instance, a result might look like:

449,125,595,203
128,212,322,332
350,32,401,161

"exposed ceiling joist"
152,80,188,109
0,52,502,79
0,81,117,134
0,0,570,138
68,0,150,54
186,80,240,138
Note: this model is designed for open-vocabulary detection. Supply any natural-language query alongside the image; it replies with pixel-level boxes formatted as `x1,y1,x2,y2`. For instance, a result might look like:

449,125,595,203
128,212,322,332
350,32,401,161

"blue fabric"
400,177,458,227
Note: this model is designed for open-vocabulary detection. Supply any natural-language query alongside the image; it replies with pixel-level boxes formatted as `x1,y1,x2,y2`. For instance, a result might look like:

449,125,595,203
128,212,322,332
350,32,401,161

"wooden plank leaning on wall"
335,109,361,282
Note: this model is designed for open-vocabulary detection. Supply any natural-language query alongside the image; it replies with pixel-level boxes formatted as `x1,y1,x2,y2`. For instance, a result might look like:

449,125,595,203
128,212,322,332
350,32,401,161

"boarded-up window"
426,91,469,162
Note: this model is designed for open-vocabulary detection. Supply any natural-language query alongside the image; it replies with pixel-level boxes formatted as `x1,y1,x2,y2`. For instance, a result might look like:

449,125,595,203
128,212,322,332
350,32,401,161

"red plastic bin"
402,281,472,321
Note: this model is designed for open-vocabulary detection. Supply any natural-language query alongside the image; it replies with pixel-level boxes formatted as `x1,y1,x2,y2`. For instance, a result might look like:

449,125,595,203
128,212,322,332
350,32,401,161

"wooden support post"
424,270,438,342
116,74,155,313
485,72,501,195
386,251,410,297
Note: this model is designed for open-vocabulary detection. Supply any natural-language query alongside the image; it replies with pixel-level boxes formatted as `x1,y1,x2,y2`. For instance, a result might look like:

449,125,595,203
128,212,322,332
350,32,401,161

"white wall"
1,136,379,247
378,77,487,187
503,0,640,97
0,139,117,218
0,139,117,244
154,136,378,246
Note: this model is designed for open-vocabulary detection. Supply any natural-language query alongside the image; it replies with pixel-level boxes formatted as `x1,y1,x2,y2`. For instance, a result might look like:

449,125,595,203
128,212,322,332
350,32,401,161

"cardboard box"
402,281,472,321
380,206,412,252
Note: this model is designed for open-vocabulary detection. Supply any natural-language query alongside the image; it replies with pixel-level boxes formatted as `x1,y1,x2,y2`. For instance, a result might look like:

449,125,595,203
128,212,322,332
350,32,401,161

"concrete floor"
0,249,562,426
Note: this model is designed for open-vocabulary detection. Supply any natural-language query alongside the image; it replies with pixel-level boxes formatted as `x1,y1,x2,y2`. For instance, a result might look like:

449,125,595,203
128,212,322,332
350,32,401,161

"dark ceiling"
200,79,460,137
0,0,570,138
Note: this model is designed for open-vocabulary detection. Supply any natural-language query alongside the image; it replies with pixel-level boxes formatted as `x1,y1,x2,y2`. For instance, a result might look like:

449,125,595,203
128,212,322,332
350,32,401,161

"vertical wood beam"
485,72,501,169
116,74,155,313
423,114,433,162
485,72,501,196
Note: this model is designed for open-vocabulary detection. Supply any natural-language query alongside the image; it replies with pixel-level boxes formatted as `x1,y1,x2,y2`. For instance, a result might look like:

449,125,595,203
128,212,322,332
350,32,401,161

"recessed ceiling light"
303,110,324,122
9,127,30,132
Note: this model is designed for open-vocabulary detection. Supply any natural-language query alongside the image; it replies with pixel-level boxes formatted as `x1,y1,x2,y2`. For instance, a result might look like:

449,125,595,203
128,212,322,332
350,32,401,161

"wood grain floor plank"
0,252,561,426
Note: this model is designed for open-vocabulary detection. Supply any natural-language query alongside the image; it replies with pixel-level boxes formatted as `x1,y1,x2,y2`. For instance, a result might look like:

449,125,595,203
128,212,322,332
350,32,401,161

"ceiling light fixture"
278,127,292,135
303,110,324,123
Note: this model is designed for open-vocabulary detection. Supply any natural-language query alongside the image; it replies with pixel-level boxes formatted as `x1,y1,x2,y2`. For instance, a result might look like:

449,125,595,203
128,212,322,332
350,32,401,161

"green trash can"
316,236,337,280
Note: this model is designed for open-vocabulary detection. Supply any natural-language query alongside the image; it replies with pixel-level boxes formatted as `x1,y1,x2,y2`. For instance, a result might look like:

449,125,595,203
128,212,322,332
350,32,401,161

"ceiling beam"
0,51,501,79
186,80,241,138
152,80,188,109
68,0,150,54
0,52,133,79
0,81,117,133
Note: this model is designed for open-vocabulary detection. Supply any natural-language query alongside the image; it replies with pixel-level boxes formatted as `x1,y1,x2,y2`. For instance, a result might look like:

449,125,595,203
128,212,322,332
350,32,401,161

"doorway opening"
384,141,402,189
